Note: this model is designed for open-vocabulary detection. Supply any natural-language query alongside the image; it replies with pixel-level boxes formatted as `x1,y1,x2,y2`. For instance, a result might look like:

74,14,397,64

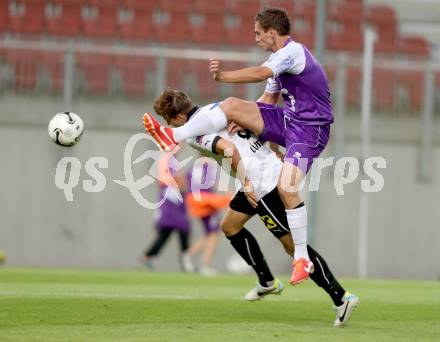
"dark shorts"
256,102,330,174
200,214,221,234
229,188,291,239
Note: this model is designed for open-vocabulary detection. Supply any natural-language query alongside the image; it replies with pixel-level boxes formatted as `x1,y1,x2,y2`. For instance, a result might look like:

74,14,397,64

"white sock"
172,106,227,142
285,205,310,261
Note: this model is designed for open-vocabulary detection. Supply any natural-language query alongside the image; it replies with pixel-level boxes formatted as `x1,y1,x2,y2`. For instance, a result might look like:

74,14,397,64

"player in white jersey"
187,123,283,204
152,88,359,327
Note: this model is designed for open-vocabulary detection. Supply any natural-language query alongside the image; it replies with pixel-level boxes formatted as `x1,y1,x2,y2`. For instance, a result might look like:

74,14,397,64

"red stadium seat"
76,53,113,94
166,59,187,89
224,13,255,45
398,37,430,57
82,1,118,38
260,0,294,14
189,12,225,45
0,1,9,31
396,71,424,112
367,6,398,54
118,1,156,40
153,9,190,43
346,67,362,107
194,0,226,14
372,69,395,112
8,0,45,34
291,1,315,48
45,0,82,37
159,0,193,12
326,2,363,52
226,0,261,15
41,51,65,91
5,49,40,89
113,55,151,96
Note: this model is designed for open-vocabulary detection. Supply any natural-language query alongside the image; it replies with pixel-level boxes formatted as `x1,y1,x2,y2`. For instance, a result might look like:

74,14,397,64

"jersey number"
281,88,296,111
237,129,252,140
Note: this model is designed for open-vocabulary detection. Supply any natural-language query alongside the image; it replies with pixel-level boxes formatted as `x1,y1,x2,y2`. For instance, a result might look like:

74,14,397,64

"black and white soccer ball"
48,112,84,146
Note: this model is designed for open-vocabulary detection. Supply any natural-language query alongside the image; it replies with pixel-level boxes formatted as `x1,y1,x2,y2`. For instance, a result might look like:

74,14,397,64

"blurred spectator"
141,151,194,272
184,158,231,275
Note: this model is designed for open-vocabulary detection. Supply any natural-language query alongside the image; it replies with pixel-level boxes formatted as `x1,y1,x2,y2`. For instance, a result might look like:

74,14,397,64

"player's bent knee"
220,219,241,237
220,97,243,120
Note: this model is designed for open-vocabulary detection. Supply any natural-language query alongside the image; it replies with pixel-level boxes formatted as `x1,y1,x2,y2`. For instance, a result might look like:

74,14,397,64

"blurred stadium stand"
0,0,436,114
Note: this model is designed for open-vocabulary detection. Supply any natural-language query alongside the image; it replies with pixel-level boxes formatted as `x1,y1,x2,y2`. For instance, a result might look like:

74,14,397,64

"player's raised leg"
143,90,265,151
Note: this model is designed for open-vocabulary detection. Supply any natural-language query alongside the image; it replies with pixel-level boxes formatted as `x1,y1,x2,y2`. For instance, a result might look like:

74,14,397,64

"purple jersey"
155,154,190,231
187,158,217,193
263,38,333,126
156,185,189,231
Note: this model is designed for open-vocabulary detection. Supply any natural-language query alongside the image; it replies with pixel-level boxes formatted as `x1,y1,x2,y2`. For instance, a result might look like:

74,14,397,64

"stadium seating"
4,49,39,89
113,55,150,96
188,11,225,45
76,53,113,93
40,51,64,91
45,0,82,37
0,1,9,32
367,5,398,54
398,37,430,57
118,1,155,40
82,0,118,38
326,1,363,52
0,0,433,109
8,0,45,35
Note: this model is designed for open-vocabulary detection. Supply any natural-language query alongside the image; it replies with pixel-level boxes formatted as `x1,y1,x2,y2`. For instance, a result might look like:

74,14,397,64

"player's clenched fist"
209,58,221,81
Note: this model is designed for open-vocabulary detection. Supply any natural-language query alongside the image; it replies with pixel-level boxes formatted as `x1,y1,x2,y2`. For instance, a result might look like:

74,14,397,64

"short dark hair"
153,88,193,122
255,7,290,35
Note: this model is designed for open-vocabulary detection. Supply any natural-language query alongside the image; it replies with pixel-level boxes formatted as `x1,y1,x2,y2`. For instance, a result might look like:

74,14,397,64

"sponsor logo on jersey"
250,140,264,153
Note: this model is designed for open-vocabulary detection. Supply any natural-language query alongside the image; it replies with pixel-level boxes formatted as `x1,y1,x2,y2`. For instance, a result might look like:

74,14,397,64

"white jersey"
186,105,282,200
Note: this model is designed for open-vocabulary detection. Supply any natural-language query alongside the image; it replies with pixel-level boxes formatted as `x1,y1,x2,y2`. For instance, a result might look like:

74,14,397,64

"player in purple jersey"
143,7,333,284
141,152,194,272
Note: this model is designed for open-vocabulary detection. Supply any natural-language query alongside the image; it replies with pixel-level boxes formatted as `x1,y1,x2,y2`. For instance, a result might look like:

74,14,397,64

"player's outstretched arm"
210,58,273,83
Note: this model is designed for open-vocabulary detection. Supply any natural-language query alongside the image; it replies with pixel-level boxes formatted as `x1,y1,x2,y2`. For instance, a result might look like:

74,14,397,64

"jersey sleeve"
187,133,222,155
262,42,306,78
264,77,281,93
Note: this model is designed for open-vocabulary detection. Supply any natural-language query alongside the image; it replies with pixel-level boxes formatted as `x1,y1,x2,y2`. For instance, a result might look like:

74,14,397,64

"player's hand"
227,121,244,134
209,58,221,81
243,179,258,208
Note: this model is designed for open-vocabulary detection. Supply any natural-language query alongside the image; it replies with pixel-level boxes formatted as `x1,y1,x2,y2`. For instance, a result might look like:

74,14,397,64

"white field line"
0,291,197,300
0,290,302,302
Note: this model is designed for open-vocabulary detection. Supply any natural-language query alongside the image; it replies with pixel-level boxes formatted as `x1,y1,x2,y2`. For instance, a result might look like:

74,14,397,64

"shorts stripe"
259,199,290,233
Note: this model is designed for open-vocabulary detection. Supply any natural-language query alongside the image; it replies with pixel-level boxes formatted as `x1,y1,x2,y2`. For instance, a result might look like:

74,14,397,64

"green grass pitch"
0,267,439,341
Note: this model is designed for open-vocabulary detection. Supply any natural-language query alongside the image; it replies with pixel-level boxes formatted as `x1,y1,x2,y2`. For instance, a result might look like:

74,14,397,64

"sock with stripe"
307,245,345,306
226,228,275,287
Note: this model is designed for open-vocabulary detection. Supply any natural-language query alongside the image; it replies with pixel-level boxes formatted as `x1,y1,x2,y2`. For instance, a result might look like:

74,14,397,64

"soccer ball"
48,112,84,146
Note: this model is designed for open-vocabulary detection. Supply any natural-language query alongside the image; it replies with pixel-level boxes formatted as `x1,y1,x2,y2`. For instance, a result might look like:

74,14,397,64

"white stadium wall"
0,94,439,280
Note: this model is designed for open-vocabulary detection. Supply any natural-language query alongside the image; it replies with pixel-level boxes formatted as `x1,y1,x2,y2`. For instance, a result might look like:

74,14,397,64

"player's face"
167,113,187,127
255,21,275,52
